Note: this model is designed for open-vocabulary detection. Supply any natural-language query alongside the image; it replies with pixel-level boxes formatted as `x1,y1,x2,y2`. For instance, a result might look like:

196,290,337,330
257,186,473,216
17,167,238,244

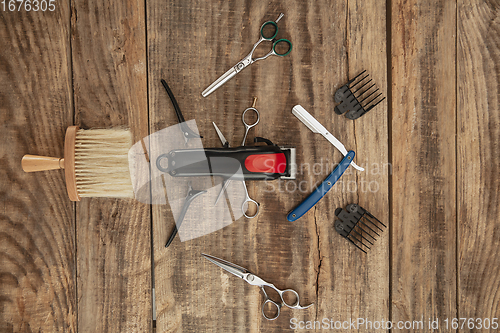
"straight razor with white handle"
292,105,364,171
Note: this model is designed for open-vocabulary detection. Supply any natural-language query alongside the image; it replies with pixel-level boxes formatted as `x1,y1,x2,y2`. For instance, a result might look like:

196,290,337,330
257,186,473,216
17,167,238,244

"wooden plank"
457,0,500,328
391,0,457,327
0,4,76,332
70,0,152,331
312,0,390,330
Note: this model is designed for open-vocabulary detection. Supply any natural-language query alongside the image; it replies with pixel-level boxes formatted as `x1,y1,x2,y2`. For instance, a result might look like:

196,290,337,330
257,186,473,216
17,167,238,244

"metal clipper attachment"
334,70,385,120
334,204,386,253
279,147,296,179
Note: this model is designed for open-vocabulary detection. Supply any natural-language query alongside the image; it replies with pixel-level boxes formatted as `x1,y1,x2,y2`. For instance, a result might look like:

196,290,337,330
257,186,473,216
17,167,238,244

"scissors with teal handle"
202,253,313,320
202,13,292,97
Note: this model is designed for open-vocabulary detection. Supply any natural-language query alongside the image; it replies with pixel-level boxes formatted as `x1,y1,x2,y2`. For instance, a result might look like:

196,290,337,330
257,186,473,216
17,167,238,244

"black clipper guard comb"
334,70,385,120
334,204,386,253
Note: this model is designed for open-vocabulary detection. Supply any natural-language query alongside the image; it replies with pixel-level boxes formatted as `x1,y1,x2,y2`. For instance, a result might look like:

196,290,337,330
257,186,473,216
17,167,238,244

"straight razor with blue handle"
287,151,354,221
287,105,363,221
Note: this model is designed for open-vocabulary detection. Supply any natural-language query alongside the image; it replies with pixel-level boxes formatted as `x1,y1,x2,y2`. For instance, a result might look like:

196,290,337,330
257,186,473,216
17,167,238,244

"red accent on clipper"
245,153,287,174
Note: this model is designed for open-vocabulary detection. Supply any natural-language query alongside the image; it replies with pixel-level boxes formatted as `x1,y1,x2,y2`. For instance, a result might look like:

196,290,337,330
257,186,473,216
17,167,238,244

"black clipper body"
156,145,296,181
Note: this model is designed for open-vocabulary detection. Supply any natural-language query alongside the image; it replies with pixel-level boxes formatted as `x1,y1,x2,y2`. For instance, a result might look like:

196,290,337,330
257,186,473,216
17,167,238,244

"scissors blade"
202,253,248,280
214,179,231,205
202,66,238,97
212,122,229,147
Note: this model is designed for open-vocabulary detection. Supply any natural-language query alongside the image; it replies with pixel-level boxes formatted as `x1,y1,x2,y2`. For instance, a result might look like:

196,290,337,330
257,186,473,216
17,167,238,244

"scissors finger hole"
262,300,280,321
243,200,260,219
242,107,260,127
260,21,278,40
282,289,300,308
273,39,292,56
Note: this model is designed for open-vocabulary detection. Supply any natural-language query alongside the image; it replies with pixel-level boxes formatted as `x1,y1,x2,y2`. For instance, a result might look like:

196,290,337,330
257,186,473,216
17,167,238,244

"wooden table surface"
1,0,499,332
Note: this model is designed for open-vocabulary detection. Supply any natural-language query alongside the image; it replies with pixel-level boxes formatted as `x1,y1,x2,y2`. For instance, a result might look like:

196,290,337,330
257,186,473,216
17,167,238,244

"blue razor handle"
287,150,355,222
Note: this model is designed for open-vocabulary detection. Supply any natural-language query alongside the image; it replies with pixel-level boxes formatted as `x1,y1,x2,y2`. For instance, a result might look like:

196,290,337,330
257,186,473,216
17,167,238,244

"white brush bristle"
74,128,134,198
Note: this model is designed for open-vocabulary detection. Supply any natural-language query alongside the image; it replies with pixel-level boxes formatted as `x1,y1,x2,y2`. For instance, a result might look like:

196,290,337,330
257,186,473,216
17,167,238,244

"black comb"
334,70,385,120
334,204,386,253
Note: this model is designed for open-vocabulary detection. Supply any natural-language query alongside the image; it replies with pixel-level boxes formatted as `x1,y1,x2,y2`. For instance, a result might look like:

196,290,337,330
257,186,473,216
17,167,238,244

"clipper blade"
334,204,386,253
334,70,385,120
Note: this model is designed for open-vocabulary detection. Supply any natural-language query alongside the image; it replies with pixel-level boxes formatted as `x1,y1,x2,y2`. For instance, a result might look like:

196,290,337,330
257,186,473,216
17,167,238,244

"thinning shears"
202,13,292,97
202,254,313,320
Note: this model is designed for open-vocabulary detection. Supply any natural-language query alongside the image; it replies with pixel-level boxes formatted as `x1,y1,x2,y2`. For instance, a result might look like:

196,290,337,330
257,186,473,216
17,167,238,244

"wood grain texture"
391,0,457,327
458,0,500,329
0,3,76,332
3,0,500,331
70,0,151,331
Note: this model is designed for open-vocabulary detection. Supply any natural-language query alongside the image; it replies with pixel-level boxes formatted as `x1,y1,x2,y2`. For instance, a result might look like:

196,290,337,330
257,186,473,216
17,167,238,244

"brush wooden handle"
22,155,65,172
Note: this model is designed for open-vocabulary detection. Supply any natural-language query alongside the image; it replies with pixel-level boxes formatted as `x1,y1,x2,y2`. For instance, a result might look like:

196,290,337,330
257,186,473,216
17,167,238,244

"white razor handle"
292,105,364,172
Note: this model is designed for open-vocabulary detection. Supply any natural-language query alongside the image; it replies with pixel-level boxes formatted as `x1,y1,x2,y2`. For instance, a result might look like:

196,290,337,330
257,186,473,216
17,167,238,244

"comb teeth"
349,72,385,110
333,70,385,120
334,204,386,253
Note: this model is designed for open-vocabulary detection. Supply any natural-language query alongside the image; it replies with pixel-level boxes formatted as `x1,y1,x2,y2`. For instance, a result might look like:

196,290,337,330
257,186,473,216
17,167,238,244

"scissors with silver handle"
202,13,292,97
240,107,260,146
212,122,260,219
202,253,313,320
